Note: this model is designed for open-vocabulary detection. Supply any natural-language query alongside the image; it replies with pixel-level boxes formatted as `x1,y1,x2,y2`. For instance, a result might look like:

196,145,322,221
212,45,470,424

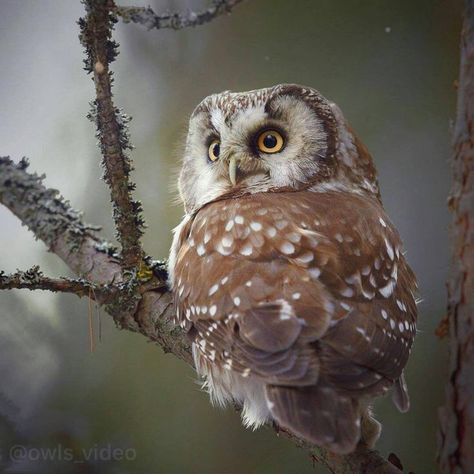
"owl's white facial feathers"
178,86,329,213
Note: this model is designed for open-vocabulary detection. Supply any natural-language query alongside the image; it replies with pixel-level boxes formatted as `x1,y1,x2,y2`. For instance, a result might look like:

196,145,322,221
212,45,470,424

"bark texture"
113,0,244,30
438,1,474,472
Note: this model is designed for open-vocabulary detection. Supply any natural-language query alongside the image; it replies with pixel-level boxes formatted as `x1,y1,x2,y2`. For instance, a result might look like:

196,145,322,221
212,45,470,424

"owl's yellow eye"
257,130,284,154
208,140,220,162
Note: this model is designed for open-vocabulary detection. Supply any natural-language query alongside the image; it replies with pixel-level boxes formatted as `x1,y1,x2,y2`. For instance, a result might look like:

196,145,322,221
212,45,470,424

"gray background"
0,0,461,472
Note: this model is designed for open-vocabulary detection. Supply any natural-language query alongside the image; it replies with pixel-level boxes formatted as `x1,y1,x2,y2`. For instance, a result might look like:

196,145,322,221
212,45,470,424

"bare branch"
79,0,145,270
438,0,474,471
112,0,244,30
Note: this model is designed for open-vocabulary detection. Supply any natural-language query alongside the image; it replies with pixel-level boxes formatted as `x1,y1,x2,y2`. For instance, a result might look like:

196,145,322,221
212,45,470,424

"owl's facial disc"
179,85,334,213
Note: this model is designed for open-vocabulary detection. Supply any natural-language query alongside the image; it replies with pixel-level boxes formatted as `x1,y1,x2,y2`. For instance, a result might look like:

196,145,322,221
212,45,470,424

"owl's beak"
228,155,239,186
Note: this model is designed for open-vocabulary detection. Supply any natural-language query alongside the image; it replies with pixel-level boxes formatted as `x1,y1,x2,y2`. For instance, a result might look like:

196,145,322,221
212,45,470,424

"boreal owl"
169,84,417,454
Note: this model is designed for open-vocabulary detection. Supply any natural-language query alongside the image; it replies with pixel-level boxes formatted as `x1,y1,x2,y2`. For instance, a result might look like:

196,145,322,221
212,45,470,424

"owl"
169,84,417,454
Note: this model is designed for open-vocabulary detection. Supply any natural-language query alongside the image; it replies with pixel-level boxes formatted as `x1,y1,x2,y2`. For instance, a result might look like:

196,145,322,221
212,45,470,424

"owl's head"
178,84,379,213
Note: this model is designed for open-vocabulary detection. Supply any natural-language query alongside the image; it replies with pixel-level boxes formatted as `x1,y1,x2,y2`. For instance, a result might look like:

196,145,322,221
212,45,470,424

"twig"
79,0,145,270
112,0,244,30
0,266,114,301
438,0,474,472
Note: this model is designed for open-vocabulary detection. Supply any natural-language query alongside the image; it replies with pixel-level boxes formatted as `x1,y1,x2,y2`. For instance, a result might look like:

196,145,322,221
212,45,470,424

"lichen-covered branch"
0,156,190,362
0,156,121,284
79,0,145,270
112,0,244,30
438,0,474,472
0,266,115,301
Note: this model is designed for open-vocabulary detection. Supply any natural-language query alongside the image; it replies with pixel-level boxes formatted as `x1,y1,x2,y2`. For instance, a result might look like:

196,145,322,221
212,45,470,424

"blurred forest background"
0,0,462,472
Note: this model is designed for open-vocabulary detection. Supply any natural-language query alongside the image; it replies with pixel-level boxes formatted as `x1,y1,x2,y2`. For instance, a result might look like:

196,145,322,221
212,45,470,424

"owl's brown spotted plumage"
169,84,417,454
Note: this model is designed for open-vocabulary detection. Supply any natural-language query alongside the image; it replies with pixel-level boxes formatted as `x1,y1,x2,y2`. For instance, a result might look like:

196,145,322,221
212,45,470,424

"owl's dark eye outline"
208,139,221,162
254,128,286,154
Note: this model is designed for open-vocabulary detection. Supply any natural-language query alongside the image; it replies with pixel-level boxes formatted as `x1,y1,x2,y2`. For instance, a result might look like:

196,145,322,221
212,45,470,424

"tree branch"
0,266,115,301
112,0,244,30
0,155,191,363
438,0,474,472
79,0,145,270
0,1,405,472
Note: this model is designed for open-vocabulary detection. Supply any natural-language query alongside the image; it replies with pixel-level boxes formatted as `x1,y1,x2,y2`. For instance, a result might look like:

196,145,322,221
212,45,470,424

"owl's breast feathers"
171,190,417,453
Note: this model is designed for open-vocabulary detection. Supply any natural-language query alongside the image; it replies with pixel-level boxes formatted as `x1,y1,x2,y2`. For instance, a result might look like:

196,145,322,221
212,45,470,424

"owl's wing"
173,190,417,452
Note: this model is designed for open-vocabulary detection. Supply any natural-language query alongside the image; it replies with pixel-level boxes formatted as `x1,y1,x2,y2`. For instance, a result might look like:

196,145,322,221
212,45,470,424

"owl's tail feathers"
265,383,360,454
392,371,410,413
